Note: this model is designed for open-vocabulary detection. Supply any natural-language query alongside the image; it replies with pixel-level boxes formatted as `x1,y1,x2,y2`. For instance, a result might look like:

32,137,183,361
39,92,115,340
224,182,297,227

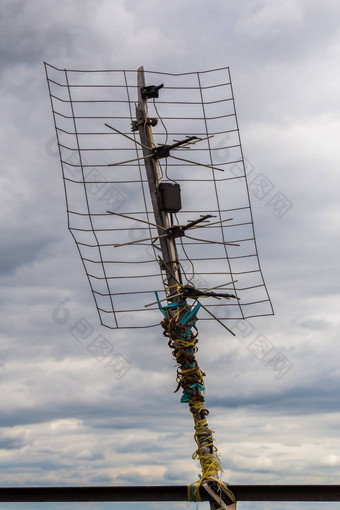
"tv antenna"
45,63,274,510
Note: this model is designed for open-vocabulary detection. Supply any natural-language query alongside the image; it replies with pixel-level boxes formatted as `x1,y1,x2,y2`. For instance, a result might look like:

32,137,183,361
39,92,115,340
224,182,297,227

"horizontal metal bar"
1,485,340,502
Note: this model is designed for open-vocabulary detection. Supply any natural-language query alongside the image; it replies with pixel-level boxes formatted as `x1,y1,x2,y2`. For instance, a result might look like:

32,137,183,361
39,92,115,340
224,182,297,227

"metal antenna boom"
136,67,182,296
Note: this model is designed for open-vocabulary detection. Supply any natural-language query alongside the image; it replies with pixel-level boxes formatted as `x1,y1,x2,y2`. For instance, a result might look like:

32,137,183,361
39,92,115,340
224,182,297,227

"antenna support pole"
135,67,235,510
136,67,181,297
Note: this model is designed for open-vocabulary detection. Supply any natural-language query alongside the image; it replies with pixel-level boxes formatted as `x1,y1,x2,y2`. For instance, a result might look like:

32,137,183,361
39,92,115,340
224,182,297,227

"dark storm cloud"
210,382,340,414
0,0,87,69
0,434,25,450
0,230,58,275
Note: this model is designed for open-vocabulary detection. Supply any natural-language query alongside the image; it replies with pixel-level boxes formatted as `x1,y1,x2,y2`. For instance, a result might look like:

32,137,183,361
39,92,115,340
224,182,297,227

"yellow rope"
167,304,188,333
162,303,236,506
164,283,181,292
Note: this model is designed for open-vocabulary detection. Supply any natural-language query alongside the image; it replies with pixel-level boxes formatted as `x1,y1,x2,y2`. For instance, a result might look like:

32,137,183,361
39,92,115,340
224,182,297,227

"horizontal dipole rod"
1,485,340,502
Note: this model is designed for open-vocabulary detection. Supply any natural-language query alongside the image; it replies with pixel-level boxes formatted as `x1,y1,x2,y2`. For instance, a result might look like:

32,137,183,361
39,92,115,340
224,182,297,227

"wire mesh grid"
45,63,274,329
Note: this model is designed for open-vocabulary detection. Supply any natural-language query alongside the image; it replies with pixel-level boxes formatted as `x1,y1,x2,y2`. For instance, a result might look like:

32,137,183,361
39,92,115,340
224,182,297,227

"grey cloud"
1,0,340,501
0,434,25,450
0,230,58,275
298,319,331,330
210,382,340,414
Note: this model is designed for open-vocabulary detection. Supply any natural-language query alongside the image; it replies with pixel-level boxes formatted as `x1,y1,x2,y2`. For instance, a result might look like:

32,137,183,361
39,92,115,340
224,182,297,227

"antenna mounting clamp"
141,84,164,99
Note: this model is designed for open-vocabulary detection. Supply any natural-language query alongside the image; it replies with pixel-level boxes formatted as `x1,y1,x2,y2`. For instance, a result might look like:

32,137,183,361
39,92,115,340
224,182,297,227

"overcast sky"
1,1,340,510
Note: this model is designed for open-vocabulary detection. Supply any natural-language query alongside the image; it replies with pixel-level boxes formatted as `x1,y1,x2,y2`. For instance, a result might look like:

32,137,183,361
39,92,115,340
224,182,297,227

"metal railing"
1,485,340,502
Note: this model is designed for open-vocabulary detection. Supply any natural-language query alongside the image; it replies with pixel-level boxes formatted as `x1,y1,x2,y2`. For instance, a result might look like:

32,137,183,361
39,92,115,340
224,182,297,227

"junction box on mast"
158,182,182,214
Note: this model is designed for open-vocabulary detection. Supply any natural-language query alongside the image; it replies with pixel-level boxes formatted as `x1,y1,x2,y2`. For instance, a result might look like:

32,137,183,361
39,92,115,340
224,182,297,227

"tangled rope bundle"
161,303,234,503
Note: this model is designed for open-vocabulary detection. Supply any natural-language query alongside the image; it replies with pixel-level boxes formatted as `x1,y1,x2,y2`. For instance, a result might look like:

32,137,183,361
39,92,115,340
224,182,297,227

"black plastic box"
158,182,182,213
